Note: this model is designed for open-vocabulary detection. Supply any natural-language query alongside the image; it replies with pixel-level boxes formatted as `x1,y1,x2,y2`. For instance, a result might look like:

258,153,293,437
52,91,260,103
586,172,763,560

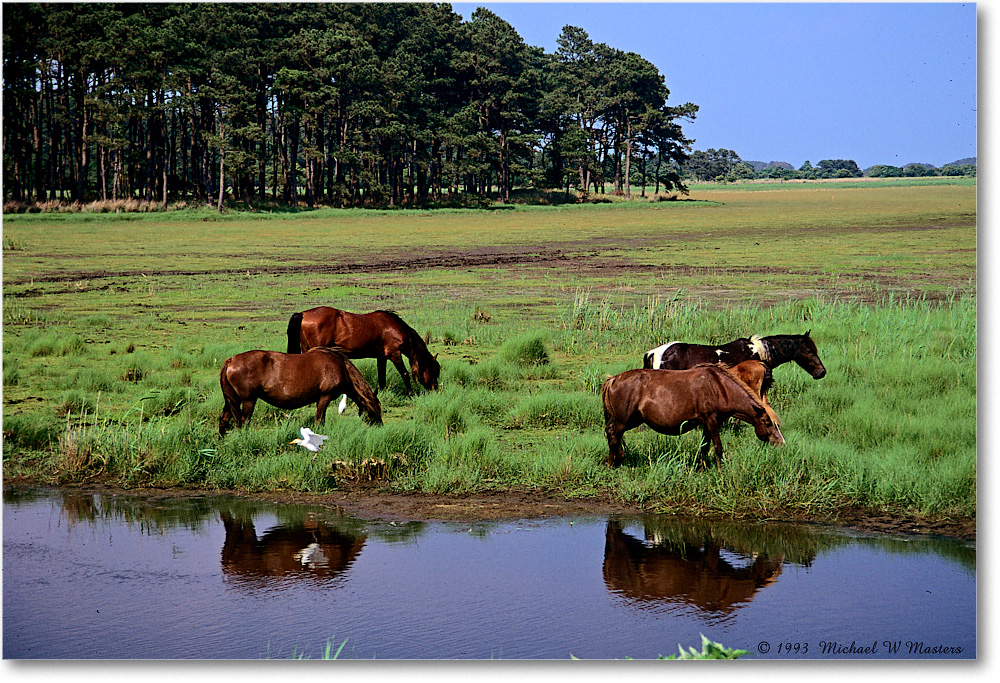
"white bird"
337,394,349,414
290,427,328,458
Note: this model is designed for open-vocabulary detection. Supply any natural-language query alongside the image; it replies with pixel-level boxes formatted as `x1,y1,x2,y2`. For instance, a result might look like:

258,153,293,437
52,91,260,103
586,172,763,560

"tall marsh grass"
2,292,976,520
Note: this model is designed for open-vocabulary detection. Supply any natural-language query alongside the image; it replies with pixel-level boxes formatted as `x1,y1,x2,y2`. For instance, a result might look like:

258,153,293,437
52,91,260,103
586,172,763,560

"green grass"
1,179,977,523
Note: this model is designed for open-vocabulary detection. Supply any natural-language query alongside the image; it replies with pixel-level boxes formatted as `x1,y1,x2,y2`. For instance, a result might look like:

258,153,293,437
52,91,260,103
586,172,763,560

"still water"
2,488,975,660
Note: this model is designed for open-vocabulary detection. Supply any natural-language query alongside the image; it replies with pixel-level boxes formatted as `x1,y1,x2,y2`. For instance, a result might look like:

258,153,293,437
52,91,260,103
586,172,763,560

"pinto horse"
601,364,784,467
643,331,826,395
218,347,382,436
287,307,439,396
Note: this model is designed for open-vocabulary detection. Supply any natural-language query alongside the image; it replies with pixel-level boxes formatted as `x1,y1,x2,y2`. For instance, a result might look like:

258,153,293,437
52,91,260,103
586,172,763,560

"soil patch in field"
6,238,971,307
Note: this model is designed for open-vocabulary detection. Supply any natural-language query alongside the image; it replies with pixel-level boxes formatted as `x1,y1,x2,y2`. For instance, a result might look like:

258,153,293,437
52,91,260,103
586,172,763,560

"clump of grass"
411,388,478,438
419,427,507,493
505,391,602,430
498,331,550,367
27,333,87,358
1,412,59,452
56,390,96,417
4,357,21,386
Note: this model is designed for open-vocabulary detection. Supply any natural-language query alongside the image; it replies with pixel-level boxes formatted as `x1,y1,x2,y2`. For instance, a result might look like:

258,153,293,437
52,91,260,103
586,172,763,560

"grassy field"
1,178,977,524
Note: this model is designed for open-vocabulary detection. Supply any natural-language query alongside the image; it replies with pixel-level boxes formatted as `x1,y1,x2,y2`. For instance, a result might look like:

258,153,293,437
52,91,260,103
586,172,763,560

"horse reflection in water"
220,512,366,585
602,520,785,618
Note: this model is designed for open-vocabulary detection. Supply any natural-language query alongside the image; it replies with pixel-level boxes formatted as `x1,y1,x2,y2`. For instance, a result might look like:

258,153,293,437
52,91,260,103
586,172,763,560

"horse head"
793,331,826,379
412,351,440,391
751,404,786,446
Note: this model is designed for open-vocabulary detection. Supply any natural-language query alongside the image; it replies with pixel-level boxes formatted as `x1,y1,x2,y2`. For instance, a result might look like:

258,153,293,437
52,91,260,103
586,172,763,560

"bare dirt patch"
6,238,969,306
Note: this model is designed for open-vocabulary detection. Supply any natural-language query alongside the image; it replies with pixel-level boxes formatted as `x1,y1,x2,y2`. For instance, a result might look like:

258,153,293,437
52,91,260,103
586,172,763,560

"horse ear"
434,353,438,360
804,329,812,337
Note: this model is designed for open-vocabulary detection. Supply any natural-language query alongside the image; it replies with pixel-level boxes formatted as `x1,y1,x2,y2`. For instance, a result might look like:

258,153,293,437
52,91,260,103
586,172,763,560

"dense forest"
1,2,701,208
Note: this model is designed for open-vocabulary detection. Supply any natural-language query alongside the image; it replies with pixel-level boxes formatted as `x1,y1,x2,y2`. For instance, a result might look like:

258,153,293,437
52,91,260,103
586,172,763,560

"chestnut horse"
601,364,784,467
729,359,780,426
643,331,826,396
219,347,382,436
287,307,439,396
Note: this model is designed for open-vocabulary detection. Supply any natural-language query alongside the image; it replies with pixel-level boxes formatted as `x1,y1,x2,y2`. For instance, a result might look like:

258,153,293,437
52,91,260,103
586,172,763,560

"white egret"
290,427,328,459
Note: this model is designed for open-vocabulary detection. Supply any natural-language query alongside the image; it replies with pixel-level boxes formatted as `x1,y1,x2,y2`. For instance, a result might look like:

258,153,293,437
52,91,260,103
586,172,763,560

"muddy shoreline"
6,478,975,541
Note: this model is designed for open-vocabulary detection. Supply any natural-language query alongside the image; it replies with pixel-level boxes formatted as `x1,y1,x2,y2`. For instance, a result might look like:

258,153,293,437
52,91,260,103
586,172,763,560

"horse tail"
600,374,618,419
219,358,238,405
343,356,383,426
218,358,241,434
286,312,303,354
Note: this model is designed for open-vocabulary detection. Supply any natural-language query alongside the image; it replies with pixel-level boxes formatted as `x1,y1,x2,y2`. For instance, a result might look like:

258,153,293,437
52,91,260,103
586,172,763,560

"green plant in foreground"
659,634,750,660
570,634,749,660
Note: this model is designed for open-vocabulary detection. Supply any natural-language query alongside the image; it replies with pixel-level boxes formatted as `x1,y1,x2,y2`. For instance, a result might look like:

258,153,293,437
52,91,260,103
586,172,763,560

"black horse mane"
760,332,813,364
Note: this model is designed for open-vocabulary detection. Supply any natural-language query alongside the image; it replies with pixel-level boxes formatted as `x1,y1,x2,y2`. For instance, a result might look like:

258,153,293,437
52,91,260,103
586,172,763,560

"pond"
2,487,975,660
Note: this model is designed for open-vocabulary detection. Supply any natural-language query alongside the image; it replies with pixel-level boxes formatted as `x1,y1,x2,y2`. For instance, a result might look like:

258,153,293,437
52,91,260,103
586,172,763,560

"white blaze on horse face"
338,394,348,414
646,342,678,369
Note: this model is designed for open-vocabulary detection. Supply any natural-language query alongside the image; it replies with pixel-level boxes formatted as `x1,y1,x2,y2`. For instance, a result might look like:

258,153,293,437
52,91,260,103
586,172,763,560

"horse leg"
314,395,332,426
238,400,256,428
390,353,413,396
218,404,234,436
700,416,724,467
377,357,387,391
605,420,626,467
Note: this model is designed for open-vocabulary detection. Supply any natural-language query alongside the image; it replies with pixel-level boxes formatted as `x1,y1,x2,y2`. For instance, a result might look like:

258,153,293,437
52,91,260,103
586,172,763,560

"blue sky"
452,2,978,169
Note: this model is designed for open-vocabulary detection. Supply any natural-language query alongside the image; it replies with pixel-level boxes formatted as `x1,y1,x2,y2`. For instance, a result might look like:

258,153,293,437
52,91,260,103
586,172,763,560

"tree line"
2,2,699,208
684,149,976,183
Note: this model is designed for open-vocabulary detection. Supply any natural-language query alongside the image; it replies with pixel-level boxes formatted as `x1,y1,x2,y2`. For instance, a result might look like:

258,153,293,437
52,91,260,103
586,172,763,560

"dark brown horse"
287,306,439,396
218,347,382,436
601,364,784,467
642,332,826,396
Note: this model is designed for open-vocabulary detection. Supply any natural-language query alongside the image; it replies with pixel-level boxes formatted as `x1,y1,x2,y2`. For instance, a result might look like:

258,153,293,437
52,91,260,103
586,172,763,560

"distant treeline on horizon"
2,2,704,208
687,150,976,183
1,3,976,210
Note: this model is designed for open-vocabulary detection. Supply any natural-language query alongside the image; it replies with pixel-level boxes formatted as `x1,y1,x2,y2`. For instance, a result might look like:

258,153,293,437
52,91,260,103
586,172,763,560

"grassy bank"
2,293,976,520
2,180,977,523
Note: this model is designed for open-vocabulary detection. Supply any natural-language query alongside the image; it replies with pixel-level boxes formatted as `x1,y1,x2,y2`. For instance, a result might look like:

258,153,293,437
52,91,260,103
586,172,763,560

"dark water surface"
2,488,975,660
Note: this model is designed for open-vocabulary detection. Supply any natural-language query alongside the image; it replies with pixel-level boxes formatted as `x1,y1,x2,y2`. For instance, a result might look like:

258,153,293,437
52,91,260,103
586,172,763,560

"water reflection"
2,488,976,659
220,512,366,586
604,520,784,615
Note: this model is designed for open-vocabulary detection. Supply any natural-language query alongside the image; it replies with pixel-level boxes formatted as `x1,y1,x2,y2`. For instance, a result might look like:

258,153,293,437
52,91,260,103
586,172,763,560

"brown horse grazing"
642,331,826,396
601,364,784,467
218,348,382,436
287,307,439,396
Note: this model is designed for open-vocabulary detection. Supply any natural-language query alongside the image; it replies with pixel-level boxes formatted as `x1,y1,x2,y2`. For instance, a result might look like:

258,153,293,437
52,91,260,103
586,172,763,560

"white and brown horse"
643,331,826,396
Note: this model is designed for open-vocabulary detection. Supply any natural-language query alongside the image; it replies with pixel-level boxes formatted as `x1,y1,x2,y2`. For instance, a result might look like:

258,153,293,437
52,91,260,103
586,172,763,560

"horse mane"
376,310,436,363
749,334,770,363
693,363,765,409
306,344,351,358
760,333,812,364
